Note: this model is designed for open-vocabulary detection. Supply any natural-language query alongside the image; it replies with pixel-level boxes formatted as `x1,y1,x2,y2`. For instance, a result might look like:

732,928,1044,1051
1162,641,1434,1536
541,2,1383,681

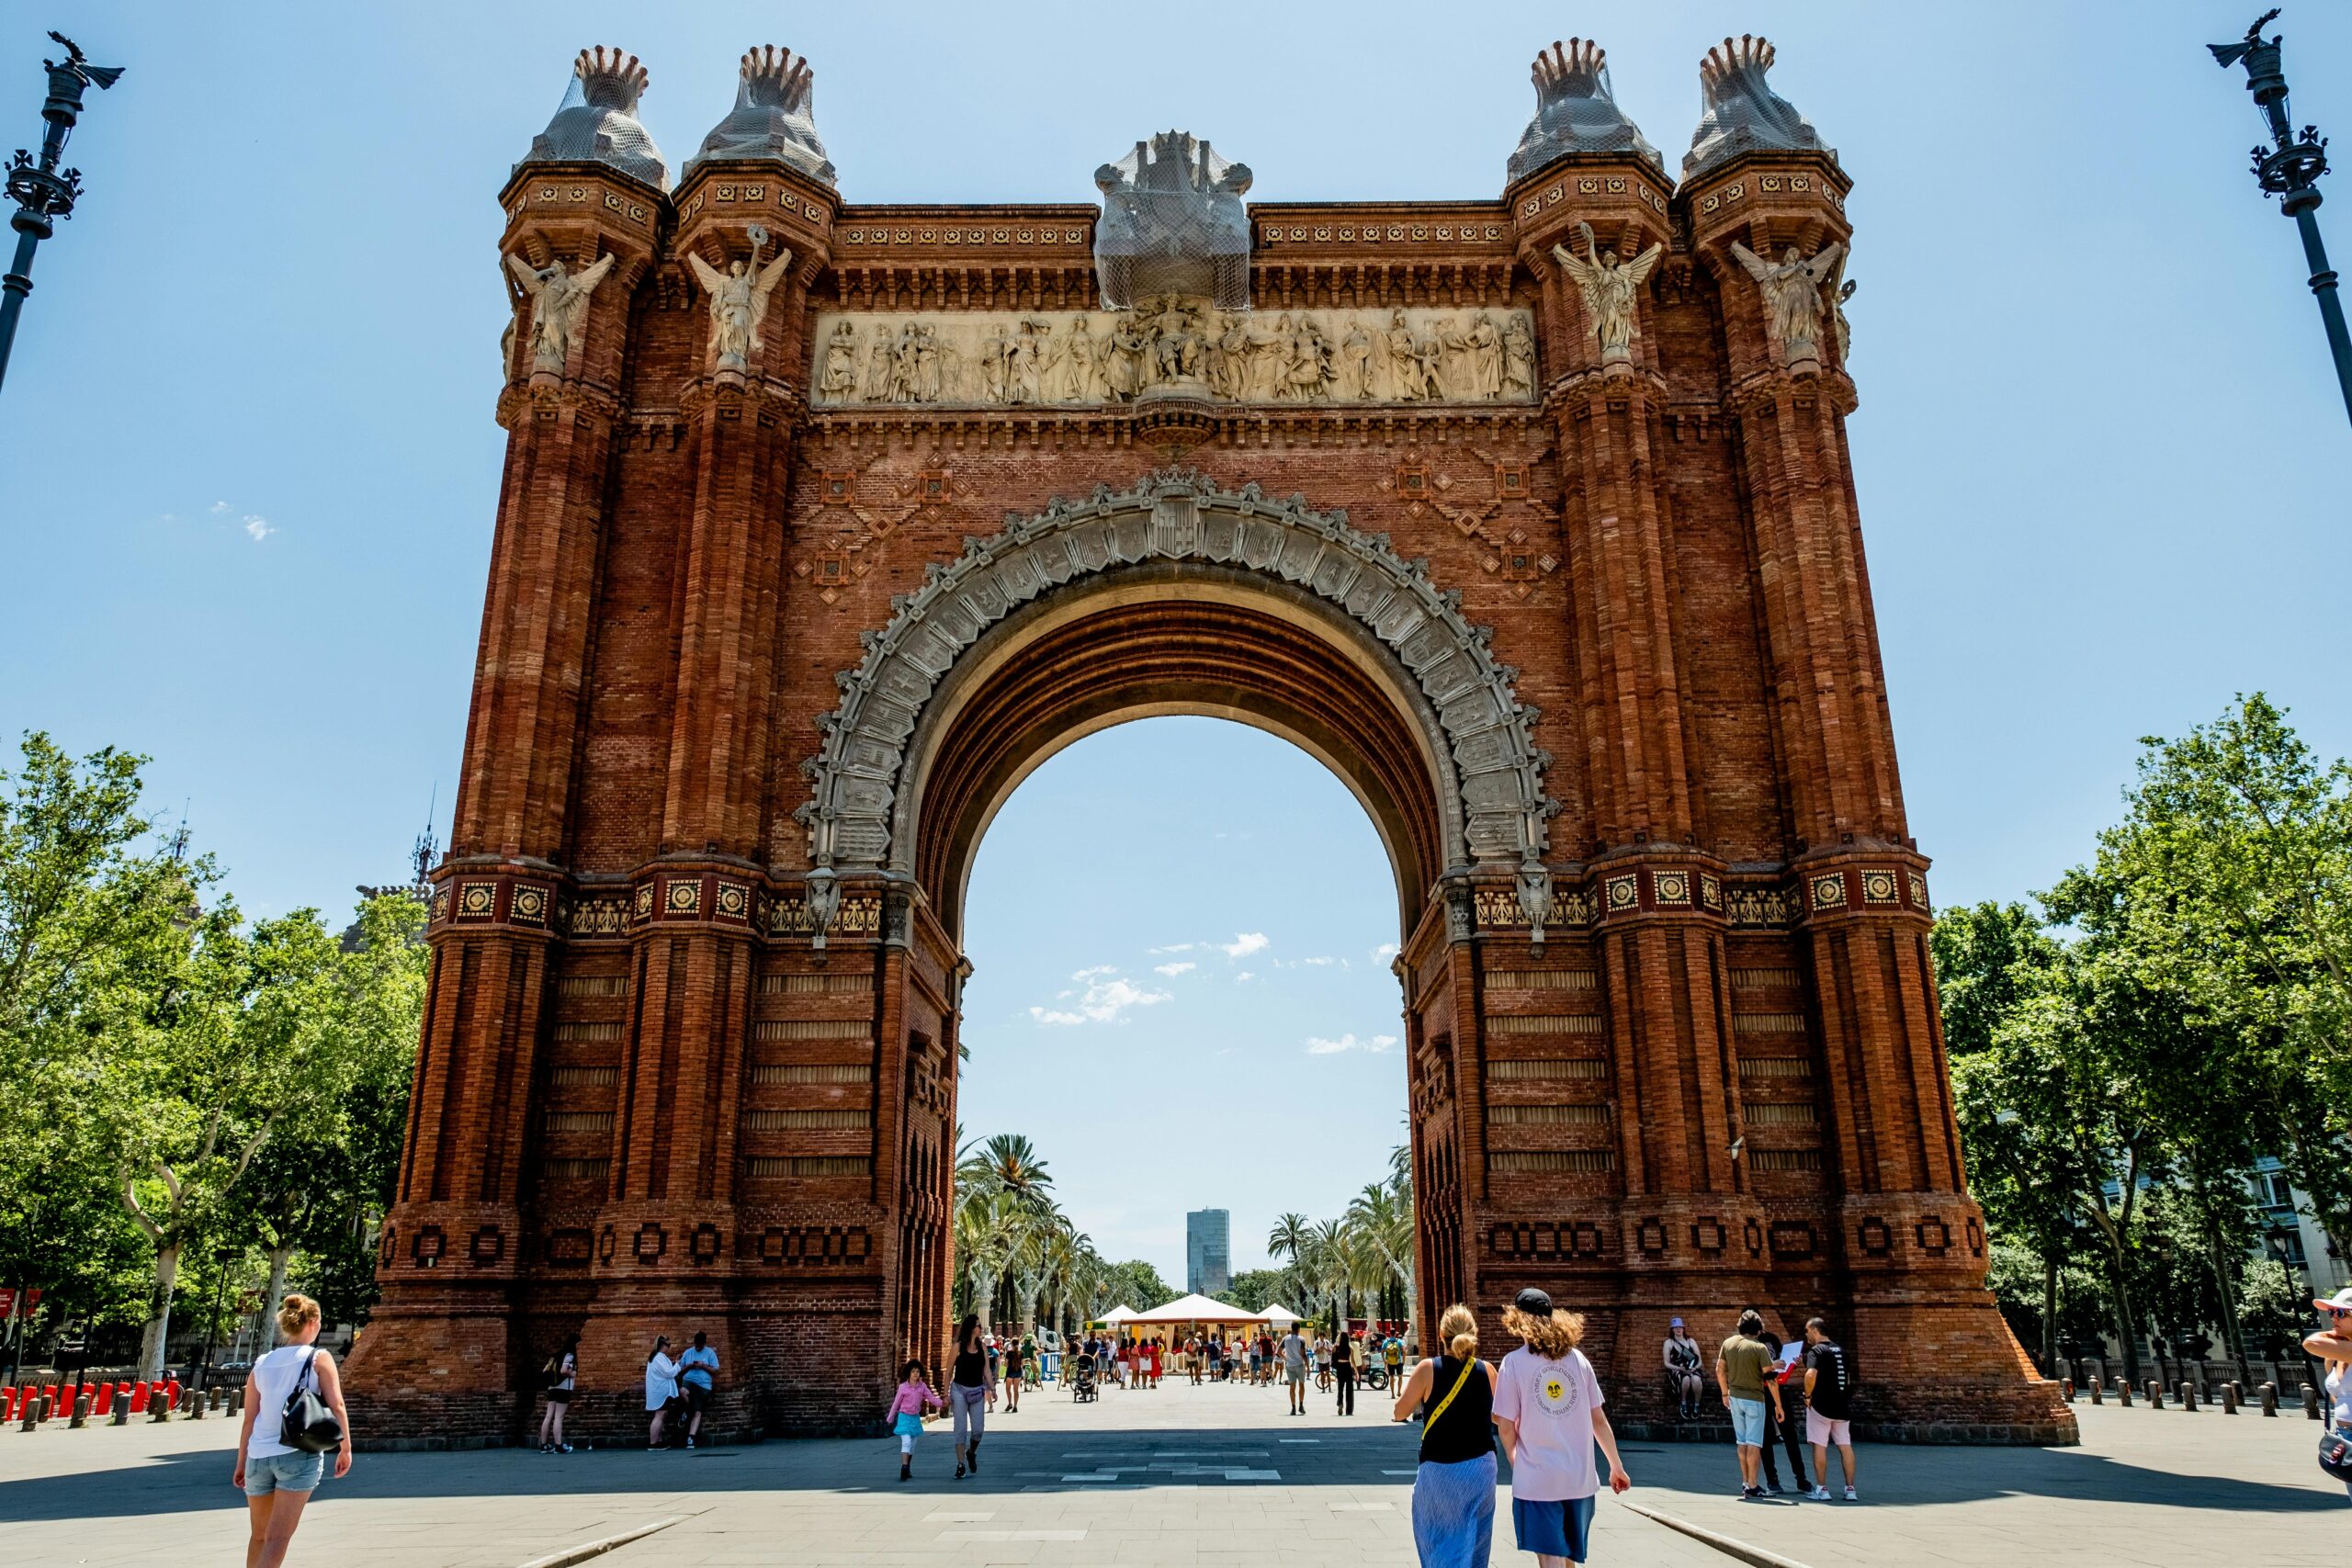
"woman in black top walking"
948,1313,994,1480
1394,1304,1497,1568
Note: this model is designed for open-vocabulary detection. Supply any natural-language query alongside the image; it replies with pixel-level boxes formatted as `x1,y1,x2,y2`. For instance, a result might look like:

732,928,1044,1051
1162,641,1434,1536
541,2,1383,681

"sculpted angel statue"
1729,240,1844,367
507,252,617,375
687,225,795,372
1551,221,1662,366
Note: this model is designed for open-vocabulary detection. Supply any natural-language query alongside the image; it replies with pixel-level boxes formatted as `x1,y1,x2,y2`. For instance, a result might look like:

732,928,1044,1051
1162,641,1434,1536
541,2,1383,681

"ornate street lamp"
2211,9,2352,424
0,32,121,395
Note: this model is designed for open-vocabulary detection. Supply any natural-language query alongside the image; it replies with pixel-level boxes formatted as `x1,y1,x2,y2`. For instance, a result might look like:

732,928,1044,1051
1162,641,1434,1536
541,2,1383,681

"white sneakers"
1808,1485,1831,1500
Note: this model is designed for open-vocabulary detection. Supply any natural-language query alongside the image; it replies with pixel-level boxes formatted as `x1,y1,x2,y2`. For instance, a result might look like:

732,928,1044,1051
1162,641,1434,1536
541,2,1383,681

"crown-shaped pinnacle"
741,45,814,112
1531,39,1606,100
1700,35,1777,94
574,46,649,107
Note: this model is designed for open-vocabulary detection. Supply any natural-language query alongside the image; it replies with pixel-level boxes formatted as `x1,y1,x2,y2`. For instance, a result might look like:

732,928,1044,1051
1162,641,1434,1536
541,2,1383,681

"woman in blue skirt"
1394,1303,1498,1568
1491,1288,1633,1567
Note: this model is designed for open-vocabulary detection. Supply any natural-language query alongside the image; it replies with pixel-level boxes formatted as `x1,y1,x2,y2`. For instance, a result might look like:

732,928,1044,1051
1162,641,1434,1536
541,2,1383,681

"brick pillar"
1689,152,2070,1438
345,166,660,1441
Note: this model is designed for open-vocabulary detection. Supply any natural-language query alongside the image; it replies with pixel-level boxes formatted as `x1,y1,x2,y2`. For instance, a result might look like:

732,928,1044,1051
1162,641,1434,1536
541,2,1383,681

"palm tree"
1346,1180,1416,1327
975,1133,1053,1206
1267,1212,1313,1267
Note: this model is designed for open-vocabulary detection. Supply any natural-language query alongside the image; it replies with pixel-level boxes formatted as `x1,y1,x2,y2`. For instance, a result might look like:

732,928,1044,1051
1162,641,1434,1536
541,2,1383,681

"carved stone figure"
1501,316,1536,398
1106,314,1148,400
817,321,860,398
979,324,1015,403
1064,316,1102,401
1384,310,1420,400
687,225,794,372
863,327,898,400
1408,318,1449,400
1340,320,1377,400
915,323,944,402
1730,240,1844,367
507,252,616,375
1552,220,1662,366
1465,312,1504,399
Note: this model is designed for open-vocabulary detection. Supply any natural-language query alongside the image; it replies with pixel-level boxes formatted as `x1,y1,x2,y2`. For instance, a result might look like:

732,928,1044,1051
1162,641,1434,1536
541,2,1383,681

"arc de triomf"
345,35,2074,1446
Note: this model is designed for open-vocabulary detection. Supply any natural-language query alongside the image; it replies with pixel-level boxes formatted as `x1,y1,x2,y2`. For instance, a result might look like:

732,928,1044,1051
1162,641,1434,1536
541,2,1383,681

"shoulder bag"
279,1348,345,1454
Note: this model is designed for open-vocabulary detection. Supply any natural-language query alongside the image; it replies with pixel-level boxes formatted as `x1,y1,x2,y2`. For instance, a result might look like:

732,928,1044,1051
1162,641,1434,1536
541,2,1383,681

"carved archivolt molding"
797,470,1557,890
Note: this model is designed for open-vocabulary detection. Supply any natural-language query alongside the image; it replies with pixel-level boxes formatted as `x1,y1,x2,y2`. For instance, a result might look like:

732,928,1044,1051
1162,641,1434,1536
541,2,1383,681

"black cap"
1512,1287,1553,1315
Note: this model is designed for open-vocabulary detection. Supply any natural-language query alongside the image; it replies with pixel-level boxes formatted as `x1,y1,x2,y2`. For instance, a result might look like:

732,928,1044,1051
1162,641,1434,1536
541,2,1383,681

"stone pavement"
0,1376,2335,1565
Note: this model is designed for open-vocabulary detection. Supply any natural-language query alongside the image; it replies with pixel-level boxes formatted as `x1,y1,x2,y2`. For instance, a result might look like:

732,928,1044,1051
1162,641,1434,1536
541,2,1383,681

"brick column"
1690,152,2068,1438
345,167,660,1439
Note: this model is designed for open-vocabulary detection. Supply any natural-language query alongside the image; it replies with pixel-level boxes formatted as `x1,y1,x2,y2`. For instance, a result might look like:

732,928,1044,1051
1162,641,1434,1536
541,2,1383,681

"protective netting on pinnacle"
522,48,669,190
1092,131,1253,311
687,46,835,186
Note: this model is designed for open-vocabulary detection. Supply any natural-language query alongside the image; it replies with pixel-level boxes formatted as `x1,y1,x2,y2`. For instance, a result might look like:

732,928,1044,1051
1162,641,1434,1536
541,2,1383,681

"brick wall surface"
338,104,2071,1450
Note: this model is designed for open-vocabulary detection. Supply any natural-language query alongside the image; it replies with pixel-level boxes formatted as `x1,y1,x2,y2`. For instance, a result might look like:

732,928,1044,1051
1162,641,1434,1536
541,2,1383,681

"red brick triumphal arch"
343,36,2075,1445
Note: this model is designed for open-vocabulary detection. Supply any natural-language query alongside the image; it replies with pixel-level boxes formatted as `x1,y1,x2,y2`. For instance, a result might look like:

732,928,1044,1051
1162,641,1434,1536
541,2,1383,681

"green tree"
1100,1258,1175,1312
0,734,205,1342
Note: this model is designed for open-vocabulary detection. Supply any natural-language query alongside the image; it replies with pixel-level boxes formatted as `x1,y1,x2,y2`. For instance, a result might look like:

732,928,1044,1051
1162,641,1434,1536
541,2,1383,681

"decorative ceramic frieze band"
808,303,1536,410
1804,864,1929,917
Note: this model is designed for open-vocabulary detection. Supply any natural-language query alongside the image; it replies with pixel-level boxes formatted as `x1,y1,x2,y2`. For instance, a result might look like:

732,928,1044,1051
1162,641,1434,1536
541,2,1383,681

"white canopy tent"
1098,1304,1138,1325
1128,1292,1266,1326
1261,1303,1301,1325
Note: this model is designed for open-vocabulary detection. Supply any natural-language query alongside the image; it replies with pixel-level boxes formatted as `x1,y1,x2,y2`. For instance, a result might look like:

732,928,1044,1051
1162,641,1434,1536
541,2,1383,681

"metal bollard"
17,1401,33,1433
2262,1382,2278,1416
2307,1384,2324,1420
2179,1380,2196,1411
230,1386,244,1416
71,1393,90,1428
2146,1379,2164,1408
2089,1377,2103,1404
148,1394,169,1423
186,1389,206,1420
2221,1383,2237,1414
2118,1380,2133,1406
210,1387,226,1411
2062,1377,2075,1401
38,1394,54,1423
110,1391,130,1425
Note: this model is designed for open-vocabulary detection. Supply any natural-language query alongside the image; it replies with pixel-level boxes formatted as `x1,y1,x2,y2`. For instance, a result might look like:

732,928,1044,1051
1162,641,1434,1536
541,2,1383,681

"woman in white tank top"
233,1292,353,1567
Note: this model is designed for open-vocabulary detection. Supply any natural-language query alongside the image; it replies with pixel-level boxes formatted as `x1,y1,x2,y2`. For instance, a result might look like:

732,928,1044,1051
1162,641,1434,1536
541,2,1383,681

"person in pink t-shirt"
885,1358,944,1483
1490,1288,1632,1567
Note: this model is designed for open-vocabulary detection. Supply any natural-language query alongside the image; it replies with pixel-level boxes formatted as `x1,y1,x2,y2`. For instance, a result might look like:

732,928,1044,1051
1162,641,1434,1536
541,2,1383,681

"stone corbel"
804,864,841,950
1516,860,1554,948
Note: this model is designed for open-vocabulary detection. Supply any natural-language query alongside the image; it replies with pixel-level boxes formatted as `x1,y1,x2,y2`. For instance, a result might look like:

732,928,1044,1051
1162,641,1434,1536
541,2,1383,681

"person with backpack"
1801,1317,1859,1501
537,1336,579,1453
232,1292,352,1568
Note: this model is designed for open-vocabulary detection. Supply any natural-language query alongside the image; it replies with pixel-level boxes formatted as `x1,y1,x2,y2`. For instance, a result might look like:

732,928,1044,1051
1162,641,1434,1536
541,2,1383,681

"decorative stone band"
808,304,1538,410
1459,863,1929,934
797,468,1557,883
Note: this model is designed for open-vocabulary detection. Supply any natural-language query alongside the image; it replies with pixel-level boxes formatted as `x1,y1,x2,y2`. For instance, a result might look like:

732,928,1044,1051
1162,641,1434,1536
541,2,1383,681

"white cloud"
243,514,274,542
1235,971,1255,984
209,501,231,515
1373,942,1400,962
1222,931,1269,959
1070,964,1115,979
1148,942,1195,954
1306,1032,1398,1055
1029,971,1171,1026
1153,961,1196,976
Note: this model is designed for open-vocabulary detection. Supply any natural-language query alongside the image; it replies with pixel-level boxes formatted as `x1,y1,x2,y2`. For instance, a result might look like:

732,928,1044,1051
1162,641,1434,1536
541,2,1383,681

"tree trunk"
2041,1251,2059,1371
263,1245,297,1348
2101,1233,2141,1385
139,1240,183,1381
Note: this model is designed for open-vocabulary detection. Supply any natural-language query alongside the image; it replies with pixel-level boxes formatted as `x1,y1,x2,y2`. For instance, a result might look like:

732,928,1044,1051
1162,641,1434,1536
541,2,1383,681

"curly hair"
1503,1303,1586,1359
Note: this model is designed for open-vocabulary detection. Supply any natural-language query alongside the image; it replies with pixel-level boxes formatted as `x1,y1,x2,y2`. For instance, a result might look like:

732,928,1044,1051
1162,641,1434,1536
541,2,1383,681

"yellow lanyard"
1424,1358,1478,1431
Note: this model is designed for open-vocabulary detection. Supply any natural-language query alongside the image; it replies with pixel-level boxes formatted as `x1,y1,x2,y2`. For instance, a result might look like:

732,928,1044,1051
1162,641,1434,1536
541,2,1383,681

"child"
887,1359,944,1482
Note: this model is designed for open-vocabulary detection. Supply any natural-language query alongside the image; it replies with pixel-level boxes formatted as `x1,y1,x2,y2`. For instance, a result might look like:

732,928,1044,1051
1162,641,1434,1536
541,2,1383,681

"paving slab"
0,1376,2327,1565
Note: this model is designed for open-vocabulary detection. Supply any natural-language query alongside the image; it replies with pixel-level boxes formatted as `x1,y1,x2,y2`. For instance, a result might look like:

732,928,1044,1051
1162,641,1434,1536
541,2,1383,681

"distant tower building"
1187,1209,1230,1297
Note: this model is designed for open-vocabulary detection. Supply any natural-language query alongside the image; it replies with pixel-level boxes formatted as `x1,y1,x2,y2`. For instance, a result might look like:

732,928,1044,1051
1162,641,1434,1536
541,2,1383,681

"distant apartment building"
1186,1209,1230,1297
2251,1156,2348,1295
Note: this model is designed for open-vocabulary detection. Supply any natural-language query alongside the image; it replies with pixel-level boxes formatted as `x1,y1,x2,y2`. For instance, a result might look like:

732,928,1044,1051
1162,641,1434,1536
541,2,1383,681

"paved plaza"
1,1378,2336,1566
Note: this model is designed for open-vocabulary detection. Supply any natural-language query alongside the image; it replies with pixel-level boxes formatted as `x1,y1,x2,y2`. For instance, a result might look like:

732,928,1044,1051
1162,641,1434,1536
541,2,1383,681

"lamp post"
0,31,121,396
2211,9,2352,425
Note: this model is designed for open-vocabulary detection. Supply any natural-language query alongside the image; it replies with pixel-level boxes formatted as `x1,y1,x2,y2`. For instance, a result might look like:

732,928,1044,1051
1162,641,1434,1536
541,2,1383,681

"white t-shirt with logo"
1490,1345,1605,1502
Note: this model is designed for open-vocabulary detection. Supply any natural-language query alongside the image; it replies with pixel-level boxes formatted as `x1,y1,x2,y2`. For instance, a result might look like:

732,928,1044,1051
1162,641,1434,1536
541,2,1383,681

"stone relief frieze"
808,299,1537,410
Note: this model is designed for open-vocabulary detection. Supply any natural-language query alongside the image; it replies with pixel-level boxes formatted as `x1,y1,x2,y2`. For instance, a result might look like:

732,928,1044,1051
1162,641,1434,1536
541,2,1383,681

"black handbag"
279,1348,345,1454
2320,1425,2352,1483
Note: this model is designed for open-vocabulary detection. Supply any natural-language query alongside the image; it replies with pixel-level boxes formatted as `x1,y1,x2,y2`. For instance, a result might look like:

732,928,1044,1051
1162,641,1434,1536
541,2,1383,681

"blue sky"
3,4,2348,1278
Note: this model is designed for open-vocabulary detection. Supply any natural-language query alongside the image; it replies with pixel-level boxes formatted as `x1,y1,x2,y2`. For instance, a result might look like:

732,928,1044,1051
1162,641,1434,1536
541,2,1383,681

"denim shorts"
243,1449,325,1496
1728,1395,1768,1447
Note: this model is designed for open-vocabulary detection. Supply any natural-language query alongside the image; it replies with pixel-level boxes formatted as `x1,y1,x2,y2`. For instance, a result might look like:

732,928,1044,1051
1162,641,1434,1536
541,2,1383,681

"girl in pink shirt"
1491,1288,1632,1567
887,1359,944,1483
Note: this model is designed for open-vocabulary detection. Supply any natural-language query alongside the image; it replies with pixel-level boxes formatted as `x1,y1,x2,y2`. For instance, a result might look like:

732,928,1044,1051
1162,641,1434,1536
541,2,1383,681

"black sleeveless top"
1418,1354,1494,1464
953,1334,987,1388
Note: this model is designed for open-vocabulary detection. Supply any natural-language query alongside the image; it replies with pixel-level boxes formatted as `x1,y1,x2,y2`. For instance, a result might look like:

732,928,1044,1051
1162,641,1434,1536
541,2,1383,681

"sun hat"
1669,1317,1685,1327
1512,1287,1553,1315
2316,1286,2352,1313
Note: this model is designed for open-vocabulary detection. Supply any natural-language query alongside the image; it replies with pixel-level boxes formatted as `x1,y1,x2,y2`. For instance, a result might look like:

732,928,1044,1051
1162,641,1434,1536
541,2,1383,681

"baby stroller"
1069,1352,1100,1404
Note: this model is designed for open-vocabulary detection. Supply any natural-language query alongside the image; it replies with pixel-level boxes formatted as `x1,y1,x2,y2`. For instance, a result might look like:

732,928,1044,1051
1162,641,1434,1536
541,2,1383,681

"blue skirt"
892,1411,923,1437
1411,1452,1496,1568
1510,1495,1596,1562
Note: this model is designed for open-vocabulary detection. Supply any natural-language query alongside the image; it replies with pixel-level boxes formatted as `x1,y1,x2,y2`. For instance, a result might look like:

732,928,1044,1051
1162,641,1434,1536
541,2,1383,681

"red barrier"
164,1378,180,1410
92,1381,112,1410
129,1381,149,1414
0,1388,17,1422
